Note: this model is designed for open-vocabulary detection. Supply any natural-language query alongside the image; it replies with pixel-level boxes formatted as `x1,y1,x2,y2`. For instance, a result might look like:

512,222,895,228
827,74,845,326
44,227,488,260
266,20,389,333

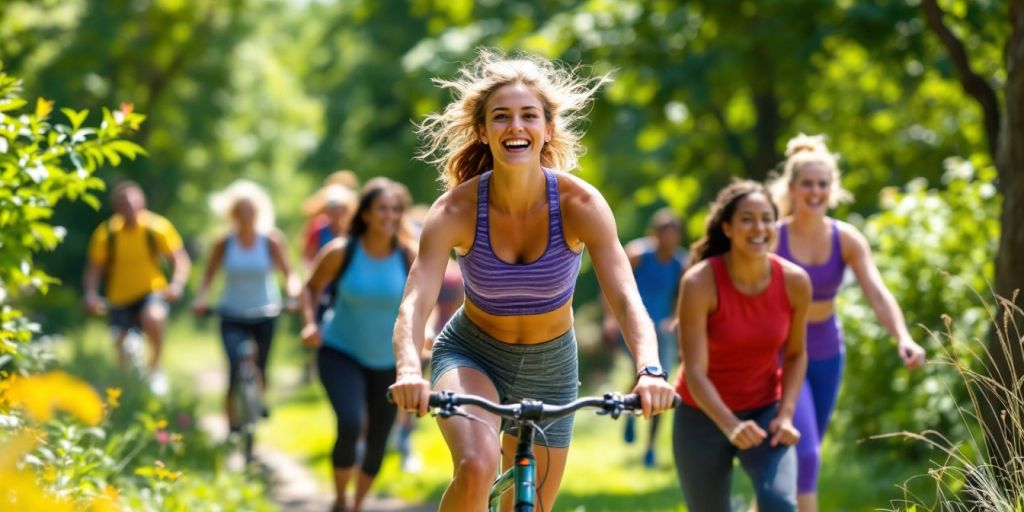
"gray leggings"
430,308,579,447
673,402,797,512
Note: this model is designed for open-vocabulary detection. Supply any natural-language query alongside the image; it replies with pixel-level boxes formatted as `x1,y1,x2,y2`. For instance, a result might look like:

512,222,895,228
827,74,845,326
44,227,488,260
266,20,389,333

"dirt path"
196,367,436,512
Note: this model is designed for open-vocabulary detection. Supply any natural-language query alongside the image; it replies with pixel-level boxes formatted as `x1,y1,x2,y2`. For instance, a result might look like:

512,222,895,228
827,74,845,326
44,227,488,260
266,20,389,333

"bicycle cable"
531,420,551,512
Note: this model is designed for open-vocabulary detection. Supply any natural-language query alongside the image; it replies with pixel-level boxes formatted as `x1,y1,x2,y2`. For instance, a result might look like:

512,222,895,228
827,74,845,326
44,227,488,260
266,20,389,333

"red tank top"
676,254,793,411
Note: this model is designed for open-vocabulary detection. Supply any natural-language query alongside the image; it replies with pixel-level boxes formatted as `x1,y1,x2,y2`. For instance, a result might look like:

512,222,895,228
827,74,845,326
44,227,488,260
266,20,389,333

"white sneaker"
149,370,169,395
401,454,423,473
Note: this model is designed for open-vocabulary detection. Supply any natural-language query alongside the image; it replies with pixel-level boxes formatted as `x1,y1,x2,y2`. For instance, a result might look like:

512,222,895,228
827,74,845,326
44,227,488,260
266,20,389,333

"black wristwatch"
636,365,668,381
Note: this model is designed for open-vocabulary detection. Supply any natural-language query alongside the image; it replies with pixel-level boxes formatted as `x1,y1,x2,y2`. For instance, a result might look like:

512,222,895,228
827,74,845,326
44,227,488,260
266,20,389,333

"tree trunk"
988,0,1024,485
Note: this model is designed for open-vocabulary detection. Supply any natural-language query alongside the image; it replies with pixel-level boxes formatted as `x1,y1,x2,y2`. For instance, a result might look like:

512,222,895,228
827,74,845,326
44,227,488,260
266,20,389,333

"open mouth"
502,138,531,151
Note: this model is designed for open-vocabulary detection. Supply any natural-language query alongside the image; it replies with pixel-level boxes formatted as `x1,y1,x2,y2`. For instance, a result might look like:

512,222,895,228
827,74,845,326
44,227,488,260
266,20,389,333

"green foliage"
0,63,144,365
0,64,273,511
829,160,1000,499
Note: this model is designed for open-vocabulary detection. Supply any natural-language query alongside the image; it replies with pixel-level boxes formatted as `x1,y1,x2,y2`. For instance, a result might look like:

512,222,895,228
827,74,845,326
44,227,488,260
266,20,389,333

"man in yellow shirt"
84,181,191,393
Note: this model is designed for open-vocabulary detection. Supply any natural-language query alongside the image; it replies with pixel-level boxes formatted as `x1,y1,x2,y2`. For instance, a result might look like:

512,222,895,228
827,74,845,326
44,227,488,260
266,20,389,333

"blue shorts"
430,309,580,448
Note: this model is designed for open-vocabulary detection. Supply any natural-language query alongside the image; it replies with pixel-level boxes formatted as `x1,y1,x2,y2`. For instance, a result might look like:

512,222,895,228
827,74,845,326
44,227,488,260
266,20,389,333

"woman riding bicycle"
388,49,676,511
191,179,301,433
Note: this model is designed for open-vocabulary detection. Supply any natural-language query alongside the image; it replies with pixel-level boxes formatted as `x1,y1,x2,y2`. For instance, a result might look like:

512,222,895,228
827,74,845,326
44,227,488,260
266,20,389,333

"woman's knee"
452,448,500,492
796,444,821,493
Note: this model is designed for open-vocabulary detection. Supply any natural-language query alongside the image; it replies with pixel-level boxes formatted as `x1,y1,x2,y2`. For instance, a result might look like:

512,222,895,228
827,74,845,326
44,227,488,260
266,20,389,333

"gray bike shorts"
430,308,580,448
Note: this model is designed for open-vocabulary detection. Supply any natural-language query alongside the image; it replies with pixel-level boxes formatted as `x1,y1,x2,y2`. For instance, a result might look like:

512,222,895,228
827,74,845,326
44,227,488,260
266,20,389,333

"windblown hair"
302,169,360,217
767,133,853,217
416,48,612,190
209,179,276,234
349,177,414,251
689,180,777,266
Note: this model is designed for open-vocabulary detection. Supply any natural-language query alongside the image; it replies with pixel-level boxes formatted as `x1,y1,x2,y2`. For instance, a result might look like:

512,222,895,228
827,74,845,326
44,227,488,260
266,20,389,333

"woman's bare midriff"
463,299,575,344
808,299,837,324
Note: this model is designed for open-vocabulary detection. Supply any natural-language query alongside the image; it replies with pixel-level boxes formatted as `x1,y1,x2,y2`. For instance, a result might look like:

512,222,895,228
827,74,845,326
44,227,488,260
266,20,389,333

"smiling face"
479,83,553,170
722,192,777,256
362,190,403,239
788,162,832,216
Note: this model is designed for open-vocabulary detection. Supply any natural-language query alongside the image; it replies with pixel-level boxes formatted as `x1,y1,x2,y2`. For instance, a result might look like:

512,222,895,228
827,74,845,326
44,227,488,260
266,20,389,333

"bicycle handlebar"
387,390,680,421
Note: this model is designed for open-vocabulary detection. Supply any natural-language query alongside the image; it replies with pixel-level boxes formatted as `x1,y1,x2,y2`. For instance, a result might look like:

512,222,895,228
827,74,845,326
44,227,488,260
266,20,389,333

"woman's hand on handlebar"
632,375,678,420
389,373,431,417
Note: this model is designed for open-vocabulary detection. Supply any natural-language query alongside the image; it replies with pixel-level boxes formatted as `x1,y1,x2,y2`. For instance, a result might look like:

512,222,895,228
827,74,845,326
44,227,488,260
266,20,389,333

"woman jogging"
674,180,810,511
768,134,926,512
300,177,414,512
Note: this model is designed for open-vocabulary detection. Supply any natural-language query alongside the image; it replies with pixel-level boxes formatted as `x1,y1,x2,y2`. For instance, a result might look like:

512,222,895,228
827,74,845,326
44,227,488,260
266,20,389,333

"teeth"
504,139,529,147
751,236,766,243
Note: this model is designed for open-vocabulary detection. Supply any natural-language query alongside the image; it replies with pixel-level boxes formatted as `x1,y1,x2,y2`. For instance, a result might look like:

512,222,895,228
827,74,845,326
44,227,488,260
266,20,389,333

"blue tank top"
776,220,846,301
634,245,687,323
321,241,406,369
457,169,583,316
219,234,281,318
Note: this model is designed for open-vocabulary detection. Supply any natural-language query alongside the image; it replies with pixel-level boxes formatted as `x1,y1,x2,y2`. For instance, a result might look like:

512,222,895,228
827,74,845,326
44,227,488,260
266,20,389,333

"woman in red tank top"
673,181,811,512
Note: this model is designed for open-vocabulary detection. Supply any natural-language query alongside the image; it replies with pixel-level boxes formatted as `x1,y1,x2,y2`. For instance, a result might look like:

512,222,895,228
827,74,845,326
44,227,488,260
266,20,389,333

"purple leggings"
794,315,845,494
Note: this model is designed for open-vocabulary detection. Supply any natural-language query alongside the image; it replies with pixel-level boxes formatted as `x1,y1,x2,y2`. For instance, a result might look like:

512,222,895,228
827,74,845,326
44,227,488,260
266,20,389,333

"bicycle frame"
488,422,537,511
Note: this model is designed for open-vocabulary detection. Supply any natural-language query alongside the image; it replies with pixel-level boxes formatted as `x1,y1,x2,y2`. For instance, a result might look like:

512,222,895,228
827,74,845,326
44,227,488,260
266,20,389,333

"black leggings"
317,346,397,476
220,316,275,396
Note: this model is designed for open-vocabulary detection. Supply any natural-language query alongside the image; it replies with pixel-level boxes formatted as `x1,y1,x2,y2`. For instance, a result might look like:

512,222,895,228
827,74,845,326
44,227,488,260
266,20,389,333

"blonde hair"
768,133,853,217
302,170,361,217
416,48,612,190
209,179,276,233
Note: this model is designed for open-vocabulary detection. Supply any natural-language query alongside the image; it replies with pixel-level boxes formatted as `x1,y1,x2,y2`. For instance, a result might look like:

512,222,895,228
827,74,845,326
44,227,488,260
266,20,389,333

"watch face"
643,365,666,378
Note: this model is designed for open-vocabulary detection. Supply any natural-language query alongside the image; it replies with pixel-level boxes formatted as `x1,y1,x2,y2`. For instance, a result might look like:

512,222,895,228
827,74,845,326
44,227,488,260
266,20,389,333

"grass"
57,312,939,511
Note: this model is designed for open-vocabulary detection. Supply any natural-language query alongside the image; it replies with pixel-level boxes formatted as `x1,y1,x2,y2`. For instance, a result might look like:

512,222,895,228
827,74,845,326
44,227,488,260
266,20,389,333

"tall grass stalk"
878,292,1024,511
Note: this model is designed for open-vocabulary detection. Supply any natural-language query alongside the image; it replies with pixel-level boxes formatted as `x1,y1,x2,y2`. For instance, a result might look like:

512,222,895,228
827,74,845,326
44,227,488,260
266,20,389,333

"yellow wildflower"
105,387,121,409
6,371,104,425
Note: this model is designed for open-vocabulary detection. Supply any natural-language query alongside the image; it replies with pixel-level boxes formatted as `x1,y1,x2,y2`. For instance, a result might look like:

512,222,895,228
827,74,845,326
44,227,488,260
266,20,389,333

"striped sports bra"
457,169,583,316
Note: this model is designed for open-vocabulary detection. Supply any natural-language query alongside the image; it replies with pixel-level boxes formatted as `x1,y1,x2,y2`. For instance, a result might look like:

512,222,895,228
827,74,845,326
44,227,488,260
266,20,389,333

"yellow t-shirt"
87,211,184,306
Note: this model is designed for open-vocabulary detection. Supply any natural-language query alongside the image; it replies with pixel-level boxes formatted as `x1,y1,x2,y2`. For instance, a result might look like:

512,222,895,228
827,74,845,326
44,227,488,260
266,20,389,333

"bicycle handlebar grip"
621,393,682,409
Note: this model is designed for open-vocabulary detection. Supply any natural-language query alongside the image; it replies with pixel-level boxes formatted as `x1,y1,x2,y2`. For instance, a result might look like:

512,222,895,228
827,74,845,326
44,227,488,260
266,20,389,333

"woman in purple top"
768,133,926,512
388,49,677,511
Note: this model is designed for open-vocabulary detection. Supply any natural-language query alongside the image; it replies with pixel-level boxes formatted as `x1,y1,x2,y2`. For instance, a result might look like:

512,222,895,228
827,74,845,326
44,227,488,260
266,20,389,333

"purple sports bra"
457,169,583,316
776,220,846,301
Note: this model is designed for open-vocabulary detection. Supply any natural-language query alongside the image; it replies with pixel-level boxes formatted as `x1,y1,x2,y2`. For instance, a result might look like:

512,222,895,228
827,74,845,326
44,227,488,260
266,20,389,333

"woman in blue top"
192,179,301,432
603,207,688,467
300,177,414,512
388,49,677,511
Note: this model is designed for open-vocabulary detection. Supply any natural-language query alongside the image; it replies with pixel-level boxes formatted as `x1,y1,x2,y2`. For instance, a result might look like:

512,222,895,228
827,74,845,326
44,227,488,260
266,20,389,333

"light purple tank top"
457,169,583,316
776,220,846,301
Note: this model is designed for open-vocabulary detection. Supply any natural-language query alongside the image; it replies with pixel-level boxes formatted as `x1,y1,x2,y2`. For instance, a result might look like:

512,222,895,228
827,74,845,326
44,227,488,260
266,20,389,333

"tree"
919,0,1024,483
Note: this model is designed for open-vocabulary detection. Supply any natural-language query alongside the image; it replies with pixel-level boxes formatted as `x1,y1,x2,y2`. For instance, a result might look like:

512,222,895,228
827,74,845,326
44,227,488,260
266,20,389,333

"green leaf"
60,108,90,131
0,97,27,112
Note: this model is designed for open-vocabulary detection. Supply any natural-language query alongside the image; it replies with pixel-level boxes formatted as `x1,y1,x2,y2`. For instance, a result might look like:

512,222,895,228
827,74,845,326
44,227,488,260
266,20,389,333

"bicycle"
194,307,271,466
391,390,678,512
231,336,263,465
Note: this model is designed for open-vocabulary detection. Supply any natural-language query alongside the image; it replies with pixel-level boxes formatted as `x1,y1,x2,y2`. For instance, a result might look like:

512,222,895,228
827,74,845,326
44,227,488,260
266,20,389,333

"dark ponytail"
689,180,777,267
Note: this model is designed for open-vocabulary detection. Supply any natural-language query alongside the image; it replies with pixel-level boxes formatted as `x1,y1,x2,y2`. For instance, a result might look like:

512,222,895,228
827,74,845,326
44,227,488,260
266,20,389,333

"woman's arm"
192,235,227,315
268,229,302,307
771,262,811,447
599,238,644,344
390,195,465,416
678,266,764,447
569,183,675,418
299,237,346,347
843,223,925,368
